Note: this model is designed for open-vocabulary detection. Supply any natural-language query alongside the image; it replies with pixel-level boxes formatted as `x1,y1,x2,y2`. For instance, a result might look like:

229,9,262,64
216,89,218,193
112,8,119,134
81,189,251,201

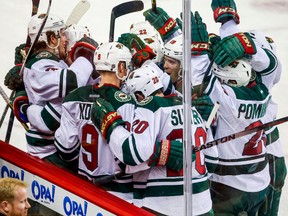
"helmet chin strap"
46,38,60,57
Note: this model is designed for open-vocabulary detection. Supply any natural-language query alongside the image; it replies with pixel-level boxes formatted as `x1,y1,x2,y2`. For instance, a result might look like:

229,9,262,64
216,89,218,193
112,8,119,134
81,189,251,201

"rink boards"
0,140,153,216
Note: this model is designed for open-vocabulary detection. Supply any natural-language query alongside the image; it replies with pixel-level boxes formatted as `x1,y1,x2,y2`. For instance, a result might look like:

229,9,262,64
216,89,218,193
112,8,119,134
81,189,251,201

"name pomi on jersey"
237,97,270,120
171,108,203,126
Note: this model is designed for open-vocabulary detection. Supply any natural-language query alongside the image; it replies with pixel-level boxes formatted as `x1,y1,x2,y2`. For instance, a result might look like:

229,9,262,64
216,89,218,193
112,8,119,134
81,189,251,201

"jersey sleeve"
54,100,82,162
27,100,62,133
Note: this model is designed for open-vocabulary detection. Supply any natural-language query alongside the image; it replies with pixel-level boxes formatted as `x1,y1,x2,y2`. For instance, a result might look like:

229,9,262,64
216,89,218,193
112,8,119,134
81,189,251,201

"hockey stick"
0,86,29,131
109,0,144,42
151,0,157,13
198,60,214,97
92,172,125,185
205,101,220,129
19,0,52,76
0,0,40,129
1,0,52,142
65,0,91,26
193,115,288,153
5,109,15,143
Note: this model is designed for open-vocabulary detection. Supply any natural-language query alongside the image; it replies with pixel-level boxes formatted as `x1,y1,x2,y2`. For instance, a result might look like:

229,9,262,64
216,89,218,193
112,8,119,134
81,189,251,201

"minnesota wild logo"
114,91,131,102
36,51,52,59
137,96,153,105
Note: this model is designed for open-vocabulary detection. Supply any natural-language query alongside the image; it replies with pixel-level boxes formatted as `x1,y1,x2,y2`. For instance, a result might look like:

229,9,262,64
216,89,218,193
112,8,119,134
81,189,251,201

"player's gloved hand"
208,33,221,59
12,90,29,124
211,0,240,24
212,32,256,67
118,33,156,67
176,11,209,56
191,11,209,56
4,64,24,91
144,7,180,41
148,139,183,171
192,94,214,121
91,97,125,142
14,43,28,65
69,36,98,63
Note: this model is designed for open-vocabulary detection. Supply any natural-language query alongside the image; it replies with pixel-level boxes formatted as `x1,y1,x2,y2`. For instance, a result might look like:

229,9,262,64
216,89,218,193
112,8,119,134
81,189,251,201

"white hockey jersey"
54,84,135,201
23,51,93,159
108,94,219,215
220,20,285,157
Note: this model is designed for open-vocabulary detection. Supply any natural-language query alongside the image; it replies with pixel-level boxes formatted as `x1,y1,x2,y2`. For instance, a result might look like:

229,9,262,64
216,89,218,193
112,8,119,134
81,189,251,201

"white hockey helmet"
130,21,160,39
94,42,132,81
211,59,252,87
65,24,91,52
139,35,164,63
28,13,65,44
125,65,163,100
130,21,164,63
163,34,183,65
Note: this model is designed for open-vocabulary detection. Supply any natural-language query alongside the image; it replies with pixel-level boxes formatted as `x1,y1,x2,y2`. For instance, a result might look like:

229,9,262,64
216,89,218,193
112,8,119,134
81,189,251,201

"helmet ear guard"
94,42,132,81
211,58,252,87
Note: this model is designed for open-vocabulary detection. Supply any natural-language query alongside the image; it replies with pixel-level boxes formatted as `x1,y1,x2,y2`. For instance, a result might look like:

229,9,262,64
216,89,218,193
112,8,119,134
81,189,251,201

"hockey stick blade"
65,0,91,26
198,60,213,97
109,0,144,42
193,115,288,153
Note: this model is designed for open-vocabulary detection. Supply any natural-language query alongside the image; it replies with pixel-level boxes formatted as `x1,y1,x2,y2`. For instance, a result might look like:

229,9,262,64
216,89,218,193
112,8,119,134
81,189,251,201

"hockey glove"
91,97,125,142
192,94,214,121
144,7,180,41
212,32,256,67
211,0,240,24
176,11,209,56
208,33,221,60
69,36,98,63
148,139,183,171
118,33,156,67
4,64,24,91
191,11,209,56
14,43,28,65
12,90,29,124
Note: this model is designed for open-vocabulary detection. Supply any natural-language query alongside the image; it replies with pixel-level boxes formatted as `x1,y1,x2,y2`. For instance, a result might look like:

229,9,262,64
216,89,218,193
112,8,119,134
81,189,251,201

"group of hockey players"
3,0,287,215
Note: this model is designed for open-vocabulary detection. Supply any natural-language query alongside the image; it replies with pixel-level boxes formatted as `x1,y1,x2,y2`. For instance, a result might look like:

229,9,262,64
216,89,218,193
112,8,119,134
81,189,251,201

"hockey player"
210,0,287,214
142,7,215,122
14,13,97,169
91,65,219,215
54,41,135,201
163,8,272,215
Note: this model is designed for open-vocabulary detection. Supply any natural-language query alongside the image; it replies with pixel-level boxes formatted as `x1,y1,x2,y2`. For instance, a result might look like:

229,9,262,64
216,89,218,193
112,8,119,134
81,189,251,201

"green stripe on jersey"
26,130,54,147
41,102,61,131
215,155,268,175
134,178,210,199
257,48,278,76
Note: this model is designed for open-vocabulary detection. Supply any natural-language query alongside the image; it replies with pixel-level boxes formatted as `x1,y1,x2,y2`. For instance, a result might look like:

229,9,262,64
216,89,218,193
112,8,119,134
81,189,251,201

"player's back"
55,84,135,201
132,94,218,215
